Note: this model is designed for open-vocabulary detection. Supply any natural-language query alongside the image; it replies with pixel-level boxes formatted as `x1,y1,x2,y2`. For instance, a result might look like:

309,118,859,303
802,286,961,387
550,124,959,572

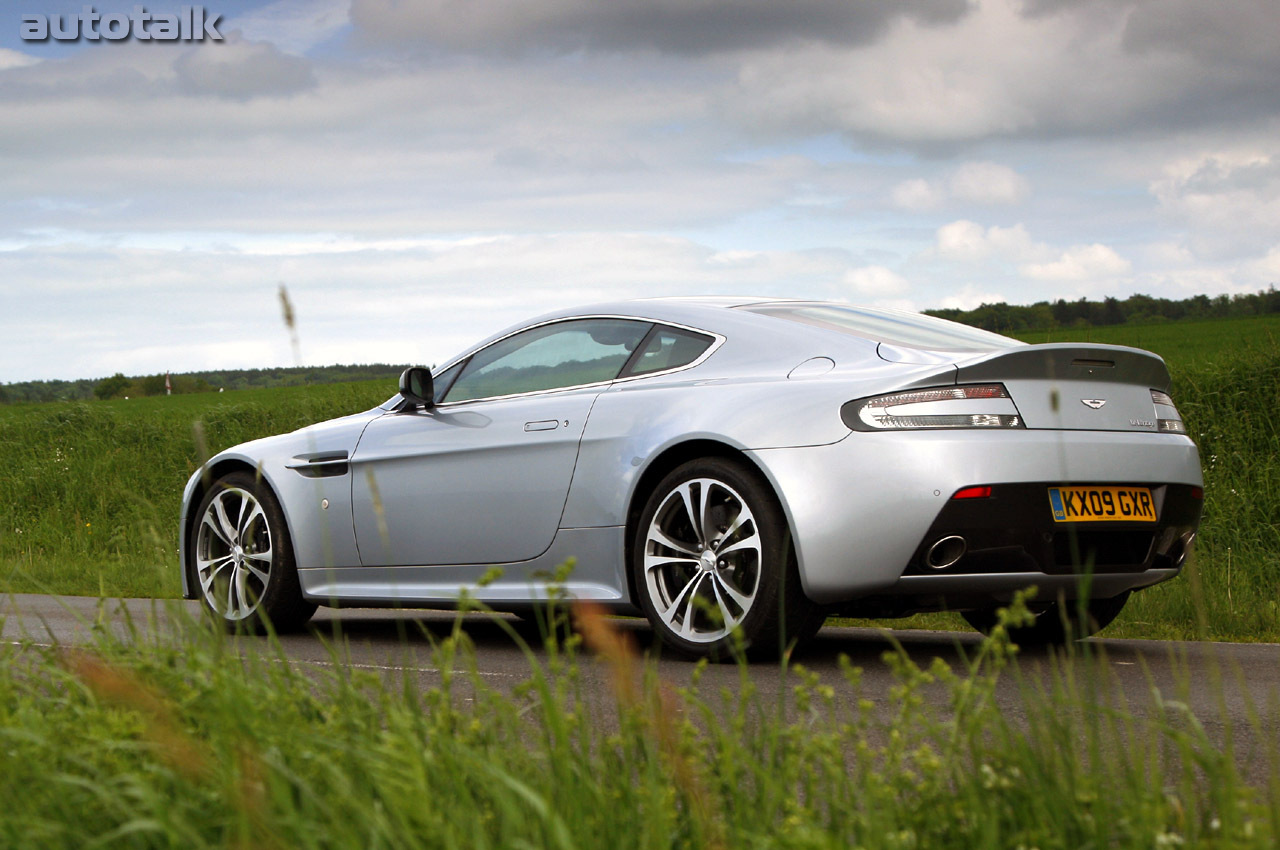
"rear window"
621,326,714,377
738,303,1021,353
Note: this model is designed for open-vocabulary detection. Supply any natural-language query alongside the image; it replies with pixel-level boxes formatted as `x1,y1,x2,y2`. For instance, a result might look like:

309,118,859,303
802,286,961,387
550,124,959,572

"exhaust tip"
1169,531,1196,567
925,535,967,570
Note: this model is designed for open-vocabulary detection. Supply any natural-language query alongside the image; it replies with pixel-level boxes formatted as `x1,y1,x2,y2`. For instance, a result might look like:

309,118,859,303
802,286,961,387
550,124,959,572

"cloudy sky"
2,0,1278,382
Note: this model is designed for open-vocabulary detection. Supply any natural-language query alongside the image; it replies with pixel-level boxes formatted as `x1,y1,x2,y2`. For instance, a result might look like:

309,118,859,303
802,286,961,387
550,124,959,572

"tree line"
0,364,409,404
923,286,1280,334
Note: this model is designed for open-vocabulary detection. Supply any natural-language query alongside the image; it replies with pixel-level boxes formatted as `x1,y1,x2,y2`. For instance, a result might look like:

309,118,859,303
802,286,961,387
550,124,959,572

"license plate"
1048,486,1156,523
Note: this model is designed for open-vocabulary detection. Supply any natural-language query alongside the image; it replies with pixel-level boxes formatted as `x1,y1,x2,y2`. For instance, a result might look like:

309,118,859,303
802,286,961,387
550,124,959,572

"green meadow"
0,382,393,599
1012,314,1280,372
0,314,1277,641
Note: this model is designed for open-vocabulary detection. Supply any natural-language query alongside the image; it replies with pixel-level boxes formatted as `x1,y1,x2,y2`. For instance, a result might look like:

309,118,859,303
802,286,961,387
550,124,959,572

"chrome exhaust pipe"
925,535,967,570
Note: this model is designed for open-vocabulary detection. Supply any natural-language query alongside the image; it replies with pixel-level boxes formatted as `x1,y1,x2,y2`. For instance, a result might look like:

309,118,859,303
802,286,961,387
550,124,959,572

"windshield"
738,303,1022,353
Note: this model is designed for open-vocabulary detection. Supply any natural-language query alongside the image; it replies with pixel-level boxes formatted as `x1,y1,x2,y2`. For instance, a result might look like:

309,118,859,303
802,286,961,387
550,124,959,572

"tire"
632,458,821,660
191,471,317,633
961,591,1130,646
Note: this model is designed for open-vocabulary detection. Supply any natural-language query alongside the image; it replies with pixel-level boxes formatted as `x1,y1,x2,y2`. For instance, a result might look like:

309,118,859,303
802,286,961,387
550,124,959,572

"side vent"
285,451,350,478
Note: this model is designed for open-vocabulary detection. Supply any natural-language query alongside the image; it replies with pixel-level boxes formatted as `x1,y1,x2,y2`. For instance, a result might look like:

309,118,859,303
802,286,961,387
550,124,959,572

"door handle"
524,419,560,432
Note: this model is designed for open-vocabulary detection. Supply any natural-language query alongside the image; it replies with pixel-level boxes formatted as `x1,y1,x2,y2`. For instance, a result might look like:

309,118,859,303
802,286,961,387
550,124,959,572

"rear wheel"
192,472,316,633
632,458,820,660
961,591,1130,646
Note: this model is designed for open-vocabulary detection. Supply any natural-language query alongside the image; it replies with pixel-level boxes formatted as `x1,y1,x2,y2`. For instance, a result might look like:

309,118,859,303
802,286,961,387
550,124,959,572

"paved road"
5,593,1279,781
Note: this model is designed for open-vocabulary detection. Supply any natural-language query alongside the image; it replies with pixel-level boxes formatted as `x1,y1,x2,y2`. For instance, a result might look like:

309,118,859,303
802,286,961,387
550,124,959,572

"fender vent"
286,452,350,478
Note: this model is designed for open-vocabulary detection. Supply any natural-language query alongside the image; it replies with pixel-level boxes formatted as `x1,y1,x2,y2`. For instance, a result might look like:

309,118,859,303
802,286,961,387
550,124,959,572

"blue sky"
2,0,1278,382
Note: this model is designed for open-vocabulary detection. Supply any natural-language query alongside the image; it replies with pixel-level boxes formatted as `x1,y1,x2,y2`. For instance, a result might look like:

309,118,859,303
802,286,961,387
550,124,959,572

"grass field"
2,596,1277,849
1,314,1277,641
1010,314,1280,373
0,381,393,599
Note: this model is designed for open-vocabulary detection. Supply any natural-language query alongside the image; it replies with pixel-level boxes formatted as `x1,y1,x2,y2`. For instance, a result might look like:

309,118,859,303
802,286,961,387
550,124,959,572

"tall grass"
0,595,1275,849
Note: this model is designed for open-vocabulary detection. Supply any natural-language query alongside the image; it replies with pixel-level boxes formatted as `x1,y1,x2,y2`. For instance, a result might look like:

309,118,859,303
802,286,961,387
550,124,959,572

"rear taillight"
1151,389,1187,434
952,485,992,499
842,384,1024,432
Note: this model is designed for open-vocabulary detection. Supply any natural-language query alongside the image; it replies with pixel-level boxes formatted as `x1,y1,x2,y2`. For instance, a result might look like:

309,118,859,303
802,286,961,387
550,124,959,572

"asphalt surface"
4,593,1280,782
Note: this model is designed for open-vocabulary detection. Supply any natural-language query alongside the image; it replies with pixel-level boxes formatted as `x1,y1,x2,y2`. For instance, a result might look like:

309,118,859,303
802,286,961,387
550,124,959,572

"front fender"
178,411,381,598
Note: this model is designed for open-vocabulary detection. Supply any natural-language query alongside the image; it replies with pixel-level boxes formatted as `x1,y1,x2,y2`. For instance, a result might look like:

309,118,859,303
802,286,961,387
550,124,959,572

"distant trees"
140,374,168,396
93,373,130,400
3,364,408,405
925,286,1280,333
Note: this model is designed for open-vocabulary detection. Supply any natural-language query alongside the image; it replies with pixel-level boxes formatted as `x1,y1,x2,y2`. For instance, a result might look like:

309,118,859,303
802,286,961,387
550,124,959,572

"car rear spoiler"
952,343,1171,390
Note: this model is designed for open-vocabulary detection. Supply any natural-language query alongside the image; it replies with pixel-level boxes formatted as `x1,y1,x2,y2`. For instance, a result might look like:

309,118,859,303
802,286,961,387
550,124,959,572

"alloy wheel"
195,487,273,621
642,477,762,643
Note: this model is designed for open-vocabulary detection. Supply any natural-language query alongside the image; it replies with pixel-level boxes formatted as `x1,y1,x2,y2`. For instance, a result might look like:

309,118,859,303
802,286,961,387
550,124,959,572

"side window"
445,319,652,402
431,361,463,404
621,326,715,377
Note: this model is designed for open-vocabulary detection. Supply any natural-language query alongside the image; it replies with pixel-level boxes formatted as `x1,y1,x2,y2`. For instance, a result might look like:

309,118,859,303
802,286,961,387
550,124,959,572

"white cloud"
0,232,912,381
0,52,794,236
1244,245,1280,282
935,220,991,261
1021,244,1132,281
892,161,1029,210
937,285,1008,310
0,49,40,71
842,265,910,296
891,178,944,211
934,220,1039,263
1150,150,1280,258
731,0,1280,145
1139,241,1196,267
175,36,316,99
226,0,351,54
947,162,1030,205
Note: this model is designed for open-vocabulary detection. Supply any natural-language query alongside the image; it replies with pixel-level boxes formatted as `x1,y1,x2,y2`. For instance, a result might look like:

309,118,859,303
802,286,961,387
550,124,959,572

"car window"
445,318,652,402
431,361,463,404
621,326,715,377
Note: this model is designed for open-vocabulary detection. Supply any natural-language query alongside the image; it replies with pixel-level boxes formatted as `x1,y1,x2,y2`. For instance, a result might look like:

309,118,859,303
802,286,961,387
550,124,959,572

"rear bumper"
749,429,1203,605
904,482,1201,577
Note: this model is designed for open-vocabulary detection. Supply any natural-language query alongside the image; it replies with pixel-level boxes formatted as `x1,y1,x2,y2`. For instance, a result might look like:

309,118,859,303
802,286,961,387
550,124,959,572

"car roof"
628,295,787,308
447,296,1018,376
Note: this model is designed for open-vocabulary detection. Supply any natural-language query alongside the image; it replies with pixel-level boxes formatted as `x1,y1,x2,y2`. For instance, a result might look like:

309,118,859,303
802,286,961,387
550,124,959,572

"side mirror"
398,367,435,408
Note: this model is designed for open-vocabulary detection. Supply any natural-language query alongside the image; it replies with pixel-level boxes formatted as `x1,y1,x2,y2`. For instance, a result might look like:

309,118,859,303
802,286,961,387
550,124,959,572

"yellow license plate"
1048,486,1157,523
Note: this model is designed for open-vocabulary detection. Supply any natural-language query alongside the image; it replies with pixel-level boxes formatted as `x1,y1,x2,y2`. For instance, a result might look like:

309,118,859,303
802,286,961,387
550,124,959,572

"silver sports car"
180,298,1203,657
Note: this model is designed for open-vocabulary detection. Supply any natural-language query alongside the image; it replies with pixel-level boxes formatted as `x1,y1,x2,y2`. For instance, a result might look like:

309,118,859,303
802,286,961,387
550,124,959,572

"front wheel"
192,471,317,633
632,458,820,660
961,591,1130,646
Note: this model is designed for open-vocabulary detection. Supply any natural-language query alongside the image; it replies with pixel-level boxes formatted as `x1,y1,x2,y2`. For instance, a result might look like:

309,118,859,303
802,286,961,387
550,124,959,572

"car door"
350,317,652,567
